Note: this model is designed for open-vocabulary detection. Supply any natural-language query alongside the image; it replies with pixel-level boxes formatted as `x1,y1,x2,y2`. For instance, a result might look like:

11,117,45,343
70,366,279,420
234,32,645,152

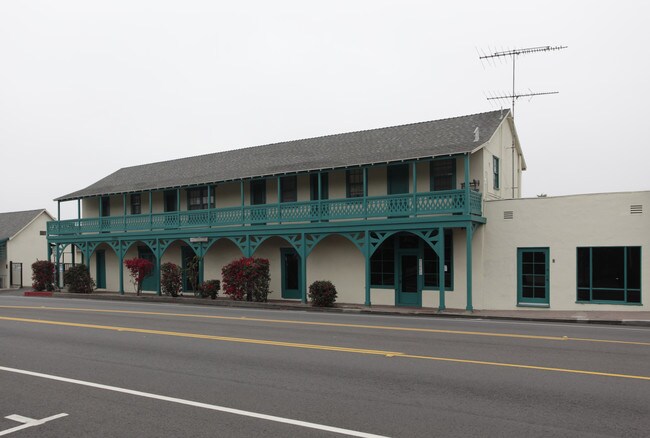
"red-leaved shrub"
124,258,154,295
221,257,270,302
32,260,55,291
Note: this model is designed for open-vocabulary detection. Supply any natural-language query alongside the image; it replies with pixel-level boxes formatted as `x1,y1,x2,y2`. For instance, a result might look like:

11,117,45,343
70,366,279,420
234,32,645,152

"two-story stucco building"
47,110,648,310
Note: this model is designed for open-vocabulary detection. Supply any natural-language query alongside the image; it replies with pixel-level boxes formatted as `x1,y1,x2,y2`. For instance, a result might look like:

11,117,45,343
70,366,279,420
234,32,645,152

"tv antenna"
478,45,567,117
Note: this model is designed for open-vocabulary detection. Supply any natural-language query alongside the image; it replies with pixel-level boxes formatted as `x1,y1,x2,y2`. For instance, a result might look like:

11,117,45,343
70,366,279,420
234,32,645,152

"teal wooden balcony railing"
47,190,482,236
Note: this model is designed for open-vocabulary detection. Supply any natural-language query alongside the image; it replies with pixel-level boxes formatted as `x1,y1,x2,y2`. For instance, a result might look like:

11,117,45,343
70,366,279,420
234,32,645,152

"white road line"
0,413,68,436
0,365,388,438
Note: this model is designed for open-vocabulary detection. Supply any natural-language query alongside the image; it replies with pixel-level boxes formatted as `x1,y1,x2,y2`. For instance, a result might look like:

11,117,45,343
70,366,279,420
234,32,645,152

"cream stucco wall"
481,117,523,200
481,191,649,311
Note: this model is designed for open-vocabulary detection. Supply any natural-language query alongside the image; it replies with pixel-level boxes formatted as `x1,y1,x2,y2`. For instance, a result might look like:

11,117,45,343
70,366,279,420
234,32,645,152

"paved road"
0,295,649,437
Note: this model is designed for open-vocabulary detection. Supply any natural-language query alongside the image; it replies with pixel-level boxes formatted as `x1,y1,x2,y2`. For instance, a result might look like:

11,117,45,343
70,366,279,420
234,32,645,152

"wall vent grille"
503,210,514,220
630,205,643,214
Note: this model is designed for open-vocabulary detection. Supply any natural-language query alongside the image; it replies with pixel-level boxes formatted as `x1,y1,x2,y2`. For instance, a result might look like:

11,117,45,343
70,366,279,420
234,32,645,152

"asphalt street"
1,295,649,437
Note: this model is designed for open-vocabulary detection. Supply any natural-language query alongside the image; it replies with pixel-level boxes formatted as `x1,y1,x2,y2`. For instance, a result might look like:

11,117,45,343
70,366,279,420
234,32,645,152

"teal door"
281,248,301,299
517,248,550,306
387,164,409,195
138,246,157,292
397,250,421,306
387,164,409,217
95,250,106,289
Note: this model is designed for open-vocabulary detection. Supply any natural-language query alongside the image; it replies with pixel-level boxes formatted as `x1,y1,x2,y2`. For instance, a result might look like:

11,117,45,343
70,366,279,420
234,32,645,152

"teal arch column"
438,227,446,311
299,233,307,303
155,239,162,296
364,231,371,306
466,223,475,312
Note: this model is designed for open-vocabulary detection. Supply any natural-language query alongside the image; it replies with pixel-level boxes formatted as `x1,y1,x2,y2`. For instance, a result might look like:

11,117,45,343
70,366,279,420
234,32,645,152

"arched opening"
122,240,158,293
88,243,119,290
203,237,243,286
307,234,365,304
368,231,453,307
160,239,198,293
253,236,301,300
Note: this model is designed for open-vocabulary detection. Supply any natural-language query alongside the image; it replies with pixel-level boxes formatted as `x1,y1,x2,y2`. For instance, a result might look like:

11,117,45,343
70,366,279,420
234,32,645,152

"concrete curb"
24,291,650,327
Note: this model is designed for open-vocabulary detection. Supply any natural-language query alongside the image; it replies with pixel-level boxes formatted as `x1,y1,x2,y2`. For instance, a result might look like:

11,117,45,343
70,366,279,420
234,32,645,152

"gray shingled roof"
57,109,510,201
0,209,47,241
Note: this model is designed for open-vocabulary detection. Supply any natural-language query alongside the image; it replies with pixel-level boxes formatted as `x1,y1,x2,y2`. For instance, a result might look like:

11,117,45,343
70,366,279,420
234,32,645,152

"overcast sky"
1,1,648,219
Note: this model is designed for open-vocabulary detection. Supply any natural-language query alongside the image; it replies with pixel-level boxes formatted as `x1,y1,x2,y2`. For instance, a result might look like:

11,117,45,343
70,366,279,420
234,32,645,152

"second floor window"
430,159,455,191
164,190,177,212
493,156,500,190
346,169,365,198
187,187,214,210
280,176,297,203
130,194,141,215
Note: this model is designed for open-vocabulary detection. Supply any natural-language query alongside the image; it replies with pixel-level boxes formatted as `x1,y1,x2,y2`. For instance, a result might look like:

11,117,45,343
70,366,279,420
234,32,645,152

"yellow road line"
0,316,399,355
1,305,648,347
2,315,649,382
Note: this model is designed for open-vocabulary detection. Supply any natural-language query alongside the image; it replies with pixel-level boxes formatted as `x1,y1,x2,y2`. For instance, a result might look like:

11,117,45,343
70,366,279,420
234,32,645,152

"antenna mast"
478,45,567,198
479,45,567,117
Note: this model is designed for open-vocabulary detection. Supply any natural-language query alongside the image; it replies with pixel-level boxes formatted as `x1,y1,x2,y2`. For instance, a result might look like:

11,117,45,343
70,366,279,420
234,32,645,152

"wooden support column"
118,241,124,295
55,244,61,288
318,172,322,221
240,180,245,223
155,239,161,296
464,153,471,215
149,190,153,230
57,201,61,234
123,193,127,231
438,227,446,311
364,231,371,306
466,224,474,312
77,199,81,220
362,167,368,217
277,176,282,223
300,233,307,304
412,161,417,216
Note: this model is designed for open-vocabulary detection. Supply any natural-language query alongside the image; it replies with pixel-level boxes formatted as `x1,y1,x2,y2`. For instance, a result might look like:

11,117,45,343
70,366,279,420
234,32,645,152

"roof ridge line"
115,109,508,172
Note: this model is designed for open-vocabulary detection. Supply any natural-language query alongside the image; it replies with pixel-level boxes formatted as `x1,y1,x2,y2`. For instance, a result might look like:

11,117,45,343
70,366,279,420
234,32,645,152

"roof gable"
0,209,49,241
57,109,510,201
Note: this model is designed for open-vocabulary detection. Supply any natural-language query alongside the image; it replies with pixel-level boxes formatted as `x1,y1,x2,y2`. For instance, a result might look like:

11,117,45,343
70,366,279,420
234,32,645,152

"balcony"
48,190,482,236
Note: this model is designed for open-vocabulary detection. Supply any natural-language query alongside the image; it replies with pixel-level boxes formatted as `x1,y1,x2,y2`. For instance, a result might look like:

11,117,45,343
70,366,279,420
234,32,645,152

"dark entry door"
95,250,106,289
517,248,550,306
397,251,421,306
281,248,301,299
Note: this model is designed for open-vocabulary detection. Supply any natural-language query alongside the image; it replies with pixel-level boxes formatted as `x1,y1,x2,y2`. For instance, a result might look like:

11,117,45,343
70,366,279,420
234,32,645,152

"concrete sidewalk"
2,288,650,326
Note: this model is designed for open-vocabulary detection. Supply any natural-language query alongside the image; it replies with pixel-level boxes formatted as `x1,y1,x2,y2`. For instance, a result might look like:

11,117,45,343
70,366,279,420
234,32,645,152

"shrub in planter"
199,279,220,299
161,262,182,297
124,258,154,295
221,257,270,302
63,265,95,293
31,260,56,291
308,280,337,307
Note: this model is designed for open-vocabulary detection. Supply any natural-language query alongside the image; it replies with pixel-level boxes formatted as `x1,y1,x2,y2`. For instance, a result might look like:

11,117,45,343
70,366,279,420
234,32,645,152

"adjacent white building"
0,209,53,289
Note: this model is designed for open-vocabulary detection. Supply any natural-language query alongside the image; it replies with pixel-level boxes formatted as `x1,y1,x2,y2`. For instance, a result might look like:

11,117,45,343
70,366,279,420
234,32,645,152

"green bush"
199,279,220,299
222,257,270,302
31,260,55,291
308,281,337,307
161,262,182,297
63,265,95,293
